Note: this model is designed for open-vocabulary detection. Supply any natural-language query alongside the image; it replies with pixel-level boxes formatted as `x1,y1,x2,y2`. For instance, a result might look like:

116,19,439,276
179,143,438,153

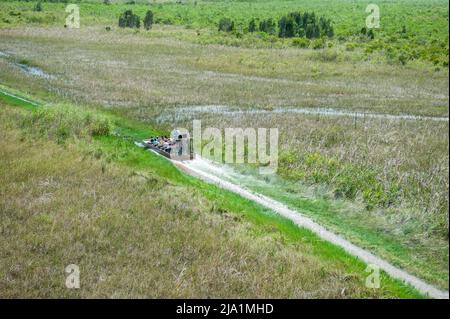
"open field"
0,0,448,65
0,99,424,298
0,26,448,117
0,0,448,297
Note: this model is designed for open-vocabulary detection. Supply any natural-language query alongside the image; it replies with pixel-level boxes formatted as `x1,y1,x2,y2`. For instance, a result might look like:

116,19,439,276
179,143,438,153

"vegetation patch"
0,94,424,298
21,104,113,143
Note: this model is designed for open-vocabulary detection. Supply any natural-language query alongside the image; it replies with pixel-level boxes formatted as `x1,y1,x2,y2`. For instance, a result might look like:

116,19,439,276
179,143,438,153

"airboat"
142,130,194,161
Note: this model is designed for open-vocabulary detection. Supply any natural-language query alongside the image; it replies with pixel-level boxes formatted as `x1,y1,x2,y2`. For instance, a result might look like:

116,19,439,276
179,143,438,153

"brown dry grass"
0,27,448,117
0,25,447,291
0,105,417,298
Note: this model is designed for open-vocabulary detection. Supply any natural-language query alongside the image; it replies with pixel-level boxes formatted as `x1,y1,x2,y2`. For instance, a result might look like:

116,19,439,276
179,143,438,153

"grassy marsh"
0,100,423,298
0,0,448,296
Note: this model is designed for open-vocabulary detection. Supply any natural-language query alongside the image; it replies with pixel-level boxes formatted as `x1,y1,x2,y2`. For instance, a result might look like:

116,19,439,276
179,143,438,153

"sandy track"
172,157,449,299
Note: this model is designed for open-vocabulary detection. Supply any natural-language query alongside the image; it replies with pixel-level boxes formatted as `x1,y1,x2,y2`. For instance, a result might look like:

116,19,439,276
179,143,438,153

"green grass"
219,163,449,289
0,19,447,288
0,0,448,66
0,86,425,298
0,0,447,298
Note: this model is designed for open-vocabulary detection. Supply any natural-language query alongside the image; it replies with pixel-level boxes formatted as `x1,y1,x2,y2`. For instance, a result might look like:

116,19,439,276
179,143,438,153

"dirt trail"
172,157,449,299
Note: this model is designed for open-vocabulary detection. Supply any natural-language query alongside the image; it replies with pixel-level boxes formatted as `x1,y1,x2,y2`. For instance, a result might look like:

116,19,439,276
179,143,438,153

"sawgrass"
0,21,447,290
1,0,448,65
0,95,424,298
0,0,447,297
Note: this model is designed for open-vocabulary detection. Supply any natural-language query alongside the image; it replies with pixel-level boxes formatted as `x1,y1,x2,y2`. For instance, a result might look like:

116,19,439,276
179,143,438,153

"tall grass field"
0,0,448,299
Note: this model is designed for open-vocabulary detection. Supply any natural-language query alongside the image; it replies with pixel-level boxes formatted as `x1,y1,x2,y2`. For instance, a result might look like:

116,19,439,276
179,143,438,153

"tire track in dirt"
172,156,449,299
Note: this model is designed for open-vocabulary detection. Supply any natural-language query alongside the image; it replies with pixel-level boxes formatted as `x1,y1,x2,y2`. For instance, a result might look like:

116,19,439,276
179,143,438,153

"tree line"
220,11,334,40
118,10,154,30
118,9,334,40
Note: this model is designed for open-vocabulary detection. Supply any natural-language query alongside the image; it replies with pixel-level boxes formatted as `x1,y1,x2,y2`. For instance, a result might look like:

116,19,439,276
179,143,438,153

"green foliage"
218,17,234,32
279,151,401,210
313,49,341,61
1,0,447,66
292,37,310,48
22,105,112,143
278,11,334,39
248,18,257,33
259,18,276,35
144,10,153,30
278,15,295,38
33,1,42,12
118,10,140,29
311,38,326,50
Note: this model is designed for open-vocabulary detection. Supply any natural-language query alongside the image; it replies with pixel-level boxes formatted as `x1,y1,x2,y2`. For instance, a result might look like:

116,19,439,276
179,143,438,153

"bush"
259,18,276,35
218,18,234,32
311,38,326,50
345,42,357,51
278,16,295,38
248,18,257,33
292,38,310,48
277,11,334,39
118,10,140,29
278,151,400,209
313,49,341,62
398,51,408,65
23,105,112,143
33,1,43,12
144,10,154,30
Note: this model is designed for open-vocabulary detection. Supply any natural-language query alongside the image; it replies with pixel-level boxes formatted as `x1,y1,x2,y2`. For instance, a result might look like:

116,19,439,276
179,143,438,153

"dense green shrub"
259,18,276,35
218,18,234,32
33,1,43,12
248,18,257,32
277,11,334,39
345,42,358,51
246,11,334,40
292,38,310,48
144,10,154,30
311,38,326,49
118,10,140,29
278,15,295,38
23,105,112,143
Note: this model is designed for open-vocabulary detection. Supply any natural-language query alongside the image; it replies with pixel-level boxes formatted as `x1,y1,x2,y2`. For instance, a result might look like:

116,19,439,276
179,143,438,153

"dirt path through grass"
1,86,446,298
173,156,449,299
